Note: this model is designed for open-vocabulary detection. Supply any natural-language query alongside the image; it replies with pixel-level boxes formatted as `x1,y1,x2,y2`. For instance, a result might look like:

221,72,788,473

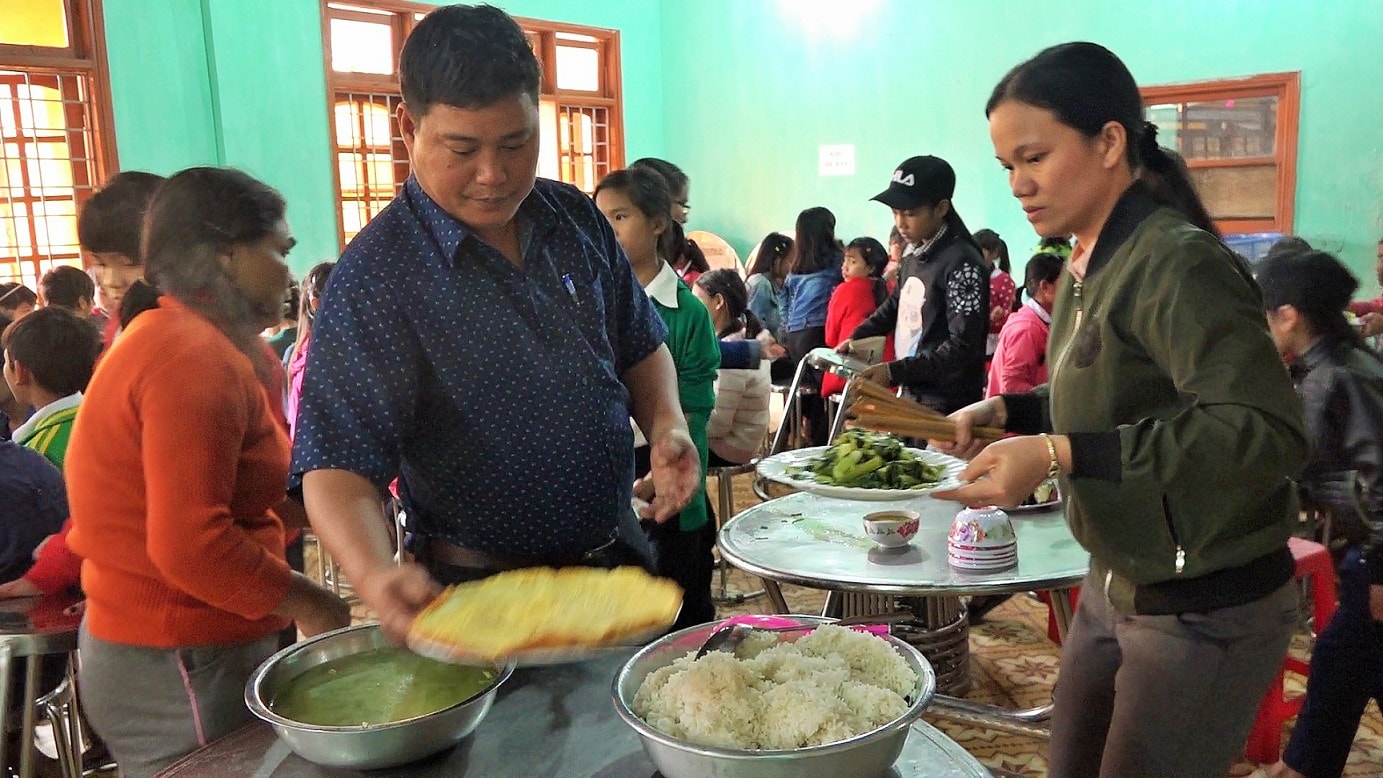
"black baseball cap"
872,155,956,211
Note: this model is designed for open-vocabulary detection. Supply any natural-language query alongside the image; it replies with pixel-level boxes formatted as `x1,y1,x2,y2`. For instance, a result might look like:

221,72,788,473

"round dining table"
0,592,84,778
718,490,1089,733
157,647,992,778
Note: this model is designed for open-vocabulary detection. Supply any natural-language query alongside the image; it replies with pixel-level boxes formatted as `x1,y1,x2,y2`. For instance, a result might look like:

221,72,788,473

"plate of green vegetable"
757,430,967,501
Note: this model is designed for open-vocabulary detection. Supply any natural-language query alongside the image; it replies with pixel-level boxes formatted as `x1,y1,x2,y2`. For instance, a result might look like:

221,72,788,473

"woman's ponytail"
1136,122,1220,237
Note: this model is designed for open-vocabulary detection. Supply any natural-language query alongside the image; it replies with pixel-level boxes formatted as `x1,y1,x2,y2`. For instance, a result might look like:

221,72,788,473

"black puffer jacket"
1294,337,1383,582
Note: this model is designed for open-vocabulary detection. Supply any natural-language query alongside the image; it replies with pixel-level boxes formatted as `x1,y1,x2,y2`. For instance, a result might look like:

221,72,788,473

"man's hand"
356,564,442,643
859,363,891,386
642,428,699,523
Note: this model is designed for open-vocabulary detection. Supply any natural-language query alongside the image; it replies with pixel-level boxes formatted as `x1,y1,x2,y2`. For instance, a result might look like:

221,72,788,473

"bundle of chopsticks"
843,381,1005,442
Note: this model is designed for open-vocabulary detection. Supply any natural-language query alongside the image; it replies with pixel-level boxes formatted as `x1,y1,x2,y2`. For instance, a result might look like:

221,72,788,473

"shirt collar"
644,261,682,308
904,224,950,260
11,392,81,443
1025,296,1053,324
404,176,561,264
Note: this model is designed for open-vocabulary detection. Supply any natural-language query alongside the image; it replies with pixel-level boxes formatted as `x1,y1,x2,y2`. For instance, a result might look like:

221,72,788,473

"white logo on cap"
892,170,914,186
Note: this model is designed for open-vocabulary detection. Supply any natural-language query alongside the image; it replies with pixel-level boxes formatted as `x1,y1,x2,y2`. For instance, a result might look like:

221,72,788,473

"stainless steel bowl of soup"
246,623,514,769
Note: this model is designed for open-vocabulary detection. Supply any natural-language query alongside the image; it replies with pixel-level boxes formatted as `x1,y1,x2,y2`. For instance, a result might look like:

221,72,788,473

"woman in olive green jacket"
936,42,1306,778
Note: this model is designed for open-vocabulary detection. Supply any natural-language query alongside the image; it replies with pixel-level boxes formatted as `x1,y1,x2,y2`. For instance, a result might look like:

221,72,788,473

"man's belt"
423,535,619,572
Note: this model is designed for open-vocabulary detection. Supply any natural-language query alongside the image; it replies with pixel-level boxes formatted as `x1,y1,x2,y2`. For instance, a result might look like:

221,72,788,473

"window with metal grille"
320,2,625,247
0,0,116,289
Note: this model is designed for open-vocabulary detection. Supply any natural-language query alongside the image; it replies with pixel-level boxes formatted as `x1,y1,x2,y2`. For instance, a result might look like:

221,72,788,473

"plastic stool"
1244,537,1337,763
708,463,766,604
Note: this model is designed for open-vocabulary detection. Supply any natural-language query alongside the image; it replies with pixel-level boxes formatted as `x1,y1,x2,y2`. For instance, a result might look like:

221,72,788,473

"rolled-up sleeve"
291,250,424,491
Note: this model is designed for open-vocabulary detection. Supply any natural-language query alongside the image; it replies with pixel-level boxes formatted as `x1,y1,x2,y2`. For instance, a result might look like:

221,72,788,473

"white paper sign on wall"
818,144,855,177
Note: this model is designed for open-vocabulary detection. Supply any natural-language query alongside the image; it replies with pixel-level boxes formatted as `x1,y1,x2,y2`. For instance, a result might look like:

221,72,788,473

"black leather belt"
423,535,619,572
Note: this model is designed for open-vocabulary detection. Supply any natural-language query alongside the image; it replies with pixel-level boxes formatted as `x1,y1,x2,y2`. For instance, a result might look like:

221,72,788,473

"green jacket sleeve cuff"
1000,393,1045,434
1068,431,1123,483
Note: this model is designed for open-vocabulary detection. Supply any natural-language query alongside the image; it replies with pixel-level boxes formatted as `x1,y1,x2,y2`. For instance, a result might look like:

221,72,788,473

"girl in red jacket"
823,237,894,397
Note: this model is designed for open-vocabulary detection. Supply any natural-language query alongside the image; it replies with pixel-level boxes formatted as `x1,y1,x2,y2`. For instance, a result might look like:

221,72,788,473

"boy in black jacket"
839,156,989,412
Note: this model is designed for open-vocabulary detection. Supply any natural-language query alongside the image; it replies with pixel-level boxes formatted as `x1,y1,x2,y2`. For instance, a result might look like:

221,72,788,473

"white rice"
631,625,917,750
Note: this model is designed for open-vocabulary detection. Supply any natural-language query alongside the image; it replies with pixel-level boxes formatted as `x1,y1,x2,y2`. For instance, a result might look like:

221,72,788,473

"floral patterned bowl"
862,510,921,548
948,506,1016,547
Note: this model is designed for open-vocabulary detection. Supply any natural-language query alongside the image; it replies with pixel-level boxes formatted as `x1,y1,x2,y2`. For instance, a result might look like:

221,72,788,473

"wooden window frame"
319,1,625,248
1142,72,1300,234
0,0,118,287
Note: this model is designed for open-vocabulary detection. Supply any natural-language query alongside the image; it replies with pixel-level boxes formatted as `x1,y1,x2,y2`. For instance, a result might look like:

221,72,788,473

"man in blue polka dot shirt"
291,5,699,642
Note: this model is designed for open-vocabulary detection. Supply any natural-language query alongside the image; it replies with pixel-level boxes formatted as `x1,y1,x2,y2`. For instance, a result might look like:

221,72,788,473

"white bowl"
862,510,921,548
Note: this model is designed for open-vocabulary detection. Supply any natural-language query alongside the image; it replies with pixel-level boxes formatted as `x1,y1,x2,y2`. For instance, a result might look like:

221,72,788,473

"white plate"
756,446,967,502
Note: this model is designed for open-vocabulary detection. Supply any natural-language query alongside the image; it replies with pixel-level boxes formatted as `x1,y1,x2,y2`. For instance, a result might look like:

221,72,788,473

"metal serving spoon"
692,613,910,660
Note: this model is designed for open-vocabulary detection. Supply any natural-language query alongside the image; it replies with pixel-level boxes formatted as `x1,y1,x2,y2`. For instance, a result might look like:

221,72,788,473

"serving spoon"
693,613,911,660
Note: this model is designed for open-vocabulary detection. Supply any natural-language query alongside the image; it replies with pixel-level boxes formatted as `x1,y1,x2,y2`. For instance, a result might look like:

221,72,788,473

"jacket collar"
1083,182,1164,280
1295,336,1354,375
11,392,81,444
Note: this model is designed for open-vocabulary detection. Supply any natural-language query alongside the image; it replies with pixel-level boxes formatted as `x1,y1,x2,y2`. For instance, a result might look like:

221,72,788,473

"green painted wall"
659,0,1383,283
102,0,218,171
102,0,665,270
97,1,1383,281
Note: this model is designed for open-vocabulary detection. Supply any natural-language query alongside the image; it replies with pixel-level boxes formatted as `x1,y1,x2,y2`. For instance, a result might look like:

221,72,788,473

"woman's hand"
834,339,853,355
931,435,1059,508
278,571,356,639
931,397,1007,461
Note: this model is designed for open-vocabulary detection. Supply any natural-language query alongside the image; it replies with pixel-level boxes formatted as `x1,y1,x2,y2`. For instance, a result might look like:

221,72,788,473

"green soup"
270,647,497,727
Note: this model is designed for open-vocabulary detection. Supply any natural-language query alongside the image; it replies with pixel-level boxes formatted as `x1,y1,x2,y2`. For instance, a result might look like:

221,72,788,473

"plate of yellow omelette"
407,566,683,665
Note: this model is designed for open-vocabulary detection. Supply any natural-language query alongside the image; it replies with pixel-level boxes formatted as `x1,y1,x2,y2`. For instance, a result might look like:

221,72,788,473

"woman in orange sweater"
65,168,349,777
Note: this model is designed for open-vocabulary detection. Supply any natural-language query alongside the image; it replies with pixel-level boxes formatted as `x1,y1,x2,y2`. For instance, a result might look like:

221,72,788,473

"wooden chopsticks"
843,382,1005,442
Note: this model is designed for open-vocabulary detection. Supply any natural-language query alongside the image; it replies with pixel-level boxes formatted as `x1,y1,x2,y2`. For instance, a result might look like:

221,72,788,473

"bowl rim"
245,622,516,732
611,615,936,758
861,509,921,526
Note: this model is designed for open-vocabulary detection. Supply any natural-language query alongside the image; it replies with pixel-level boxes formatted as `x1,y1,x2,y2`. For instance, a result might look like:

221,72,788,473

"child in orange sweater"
822,237,894,398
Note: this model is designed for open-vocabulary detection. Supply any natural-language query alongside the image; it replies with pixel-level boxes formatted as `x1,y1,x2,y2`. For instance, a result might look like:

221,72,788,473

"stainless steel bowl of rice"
612,615,936,778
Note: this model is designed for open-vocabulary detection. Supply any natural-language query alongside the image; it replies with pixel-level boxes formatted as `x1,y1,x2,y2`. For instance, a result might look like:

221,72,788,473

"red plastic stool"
1244,537,1338,763
1037,588,1081,645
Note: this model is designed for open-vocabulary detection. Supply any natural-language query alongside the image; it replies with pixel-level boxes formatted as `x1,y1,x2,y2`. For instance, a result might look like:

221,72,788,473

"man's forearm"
303,469,395,580
623,345,688,443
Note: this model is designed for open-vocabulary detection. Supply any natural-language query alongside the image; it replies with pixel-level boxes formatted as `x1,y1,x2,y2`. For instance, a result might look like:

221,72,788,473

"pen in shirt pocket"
561,273,578,300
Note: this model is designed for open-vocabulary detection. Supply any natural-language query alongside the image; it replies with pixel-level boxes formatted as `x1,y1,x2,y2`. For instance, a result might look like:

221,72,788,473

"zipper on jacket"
1161,494,1186,574
1050,280,1085,387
